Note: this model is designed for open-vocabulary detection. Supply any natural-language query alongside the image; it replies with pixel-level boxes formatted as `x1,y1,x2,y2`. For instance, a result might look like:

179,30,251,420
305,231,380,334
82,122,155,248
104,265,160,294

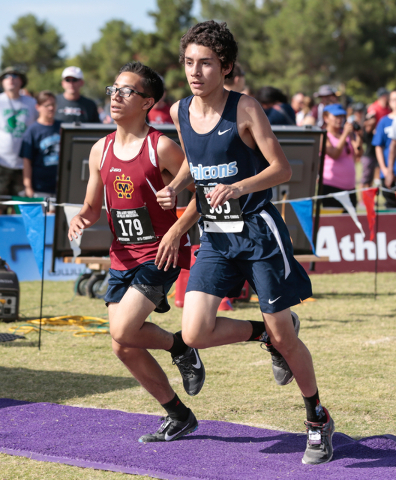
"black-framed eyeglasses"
105,85,150,99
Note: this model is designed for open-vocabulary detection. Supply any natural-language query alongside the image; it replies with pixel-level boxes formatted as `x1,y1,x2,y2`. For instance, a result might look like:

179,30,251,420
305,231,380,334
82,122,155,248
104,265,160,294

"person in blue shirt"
20,91,61,197
157,20,333,466
371,89,396,208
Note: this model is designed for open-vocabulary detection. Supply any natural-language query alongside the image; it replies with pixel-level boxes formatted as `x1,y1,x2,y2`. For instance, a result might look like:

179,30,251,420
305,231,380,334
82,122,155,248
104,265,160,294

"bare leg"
109,287,173,350
181,291,254,348
112,340,175,404
108,289,176,404
262,308,317,397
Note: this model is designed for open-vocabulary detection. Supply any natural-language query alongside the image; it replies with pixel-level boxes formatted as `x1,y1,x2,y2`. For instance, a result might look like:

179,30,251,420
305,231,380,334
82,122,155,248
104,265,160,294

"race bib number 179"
196,184,244,233
111,207,157,244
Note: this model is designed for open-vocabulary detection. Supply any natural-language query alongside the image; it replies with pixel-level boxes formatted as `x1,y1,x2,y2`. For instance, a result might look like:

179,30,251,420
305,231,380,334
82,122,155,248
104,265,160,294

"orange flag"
362,188,378,241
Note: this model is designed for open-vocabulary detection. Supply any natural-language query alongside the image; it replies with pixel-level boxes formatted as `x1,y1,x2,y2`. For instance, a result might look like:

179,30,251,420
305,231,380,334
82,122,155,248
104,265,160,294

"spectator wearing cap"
372,89,396,208
55,66,100,123
347,102,365,127
0,66,38,203
367,88,391,126
224,62,246,93
321,104,362,209
311,85,338,127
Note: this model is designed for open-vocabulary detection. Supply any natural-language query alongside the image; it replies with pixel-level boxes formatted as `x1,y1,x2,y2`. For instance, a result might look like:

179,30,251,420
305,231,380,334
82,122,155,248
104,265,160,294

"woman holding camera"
321,104,362,208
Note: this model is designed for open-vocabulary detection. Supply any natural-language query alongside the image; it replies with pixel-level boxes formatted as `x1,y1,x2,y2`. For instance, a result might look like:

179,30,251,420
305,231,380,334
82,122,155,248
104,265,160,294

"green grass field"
1,272,395,479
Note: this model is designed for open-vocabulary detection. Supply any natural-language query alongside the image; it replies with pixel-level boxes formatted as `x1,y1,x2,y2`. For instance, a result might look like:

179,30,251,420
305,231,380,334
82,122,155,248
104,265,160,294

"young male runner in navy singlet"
157,22,334,464
68,62,205,443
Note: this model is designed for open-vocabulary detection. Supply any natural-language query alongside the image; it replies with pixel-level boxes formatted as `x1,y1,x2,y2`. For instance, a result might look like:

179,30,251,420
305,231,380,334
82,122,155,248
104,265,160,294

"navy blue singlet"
178,91,272,215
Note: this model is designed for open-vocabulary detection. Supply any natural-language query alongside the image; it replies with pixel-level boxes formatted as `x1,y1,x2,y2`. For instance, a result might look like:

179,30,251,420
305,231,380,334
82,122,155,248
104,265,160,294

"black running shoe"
138,409,198,443
302,407,335,465
172,347,205,396
260,311,300,386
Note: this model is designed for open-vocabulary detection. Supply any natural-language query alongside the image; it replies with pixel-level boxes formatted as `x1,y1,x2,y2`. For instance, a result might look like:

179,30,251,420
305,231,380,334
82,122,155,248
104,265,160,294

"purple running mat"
0,399,395,480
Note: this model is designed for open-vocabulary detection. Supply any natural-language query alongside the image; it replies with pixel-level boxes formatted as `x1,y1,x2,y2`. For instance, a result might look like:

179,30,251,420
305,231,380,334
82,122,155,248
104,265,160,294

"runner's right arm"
68,138,105,241
156,101,195,210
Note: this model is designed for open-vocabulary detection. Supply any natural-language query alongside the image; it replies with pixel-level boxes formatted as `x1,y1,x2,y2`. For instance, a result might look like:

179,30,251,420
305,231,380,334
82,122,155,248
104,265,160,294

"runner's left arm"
207,95,292,208
155,135,200,271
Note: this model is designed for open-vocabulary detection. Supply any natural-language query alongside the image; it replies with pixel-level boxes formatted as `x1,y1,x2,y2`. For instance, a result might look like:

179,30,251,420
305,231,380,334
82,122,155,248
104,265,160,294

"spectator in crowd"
321,104,362,209
385,130,396,207
367,88,391,126
291,92,305,123
224,62,246,93
347,102,365,127
293,93,315,126
311,85,338,127
372,89,396,208
147,77,173,124
256,86,295,125
299,96,316,126
20,91,61,199
360,111,378,189
0,66,38,204
55,66,100,123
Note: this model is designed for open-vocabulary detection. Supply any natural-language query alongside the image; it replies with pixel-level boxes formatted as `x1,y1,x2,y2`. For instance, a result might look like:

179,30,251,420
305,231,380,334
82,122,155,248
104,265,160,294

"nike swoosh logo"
164,422,191,441
192,348,201,369
268,296,281,304
218,128,231,136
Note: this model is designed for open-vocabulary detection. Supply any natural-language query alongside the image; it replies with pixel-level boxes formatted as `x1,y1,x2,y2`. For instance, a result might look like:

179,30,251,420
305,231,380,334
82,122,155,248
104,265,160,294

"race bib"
111,207,157,244
196,184,244,233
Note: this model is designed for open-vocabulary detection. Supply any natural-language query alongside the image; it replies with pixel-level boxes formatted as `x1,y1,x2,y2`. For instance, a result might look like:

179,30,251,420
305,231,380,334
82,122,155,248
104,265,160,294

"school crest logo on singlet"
113,174,134,199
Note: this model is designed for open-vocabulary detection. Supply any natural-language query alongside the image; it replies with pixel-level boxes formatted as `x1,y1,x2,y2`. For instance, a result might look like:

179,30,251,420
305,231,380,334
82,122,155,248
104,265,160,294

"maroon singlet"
100,127,191,271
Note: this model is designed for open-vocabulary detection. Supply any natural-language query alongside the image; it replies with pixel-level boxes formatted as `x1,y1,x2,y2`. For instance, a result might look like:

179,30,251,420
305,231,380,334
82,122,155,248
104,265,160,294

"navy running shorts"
104,260,180,313
186,202,312,313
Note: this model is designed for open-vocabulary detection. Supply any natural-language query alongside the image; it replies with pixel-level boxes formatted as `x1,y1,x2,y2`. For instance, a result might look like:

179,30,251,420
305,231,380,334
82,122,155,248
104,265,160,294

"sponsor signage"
301,212,396,273
0,215,86,281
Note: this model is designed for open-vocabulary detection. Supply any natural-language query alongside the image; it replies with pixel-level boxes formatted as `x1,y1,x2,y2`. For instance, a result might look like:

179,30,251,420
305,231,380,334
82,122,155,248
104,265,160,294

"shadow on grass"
0,366,138,404
0,341,39,348
312,292,395,299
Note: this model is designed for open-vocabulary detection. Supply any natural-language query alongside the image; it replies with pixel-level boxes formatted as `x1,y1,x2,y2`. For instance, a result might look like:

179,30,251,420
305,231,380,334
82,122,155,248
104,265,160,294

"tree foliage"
131,0,197,100
73,20,136,100
2,1,396,104
201,0,396,101
1,14,66,93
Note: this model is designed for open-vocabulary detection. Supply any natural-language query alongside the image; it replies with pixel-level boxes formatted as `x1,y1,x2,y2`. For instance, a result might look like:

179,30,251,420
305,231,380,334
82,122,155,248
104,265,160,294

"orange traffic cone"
218,297,233,311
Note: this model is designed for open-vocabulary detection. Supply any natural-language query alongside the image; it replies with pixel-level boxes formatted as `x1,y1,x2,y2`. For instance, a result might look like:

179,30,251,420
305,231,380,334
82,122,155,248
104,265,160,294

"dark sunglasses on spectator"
105,86,150,99
64,77,80,83
4,74,20,79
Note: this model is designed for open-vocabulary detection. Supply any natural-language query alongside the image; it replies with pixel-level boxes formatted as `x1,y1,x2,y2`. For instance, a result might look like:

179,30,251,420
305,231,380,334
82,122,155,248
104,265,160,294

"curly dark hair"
179,21,238,79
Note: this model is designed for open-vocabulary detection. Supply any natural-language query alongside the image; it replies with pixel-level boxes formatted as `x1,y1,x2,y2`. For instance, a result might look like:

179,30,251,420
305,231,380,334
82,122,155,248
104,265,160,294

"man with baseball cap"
311,85,338,127
0,66,38,204
55,66,100,123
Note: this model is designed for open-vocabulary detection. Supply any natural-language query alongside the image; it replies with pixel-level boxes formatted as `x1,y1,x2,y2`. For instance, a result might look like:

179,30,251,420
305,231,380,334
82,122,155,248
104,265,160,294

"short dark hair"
36,90,56,105
118,62,164,107
256,86,287,105
179,21,238,79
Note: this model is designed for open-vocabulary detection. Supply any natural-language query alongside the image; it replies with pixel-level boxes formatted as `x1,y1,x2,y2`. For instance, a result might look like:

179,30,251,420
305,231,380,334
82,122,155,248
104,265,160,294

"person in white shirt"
0,66,37,202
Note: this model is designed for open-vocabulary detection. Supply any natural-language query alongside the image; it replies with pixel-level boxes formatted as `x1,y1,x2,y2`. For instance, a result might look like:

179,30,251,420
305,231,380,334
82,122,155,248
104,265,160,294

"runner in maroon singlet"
68,62,204,443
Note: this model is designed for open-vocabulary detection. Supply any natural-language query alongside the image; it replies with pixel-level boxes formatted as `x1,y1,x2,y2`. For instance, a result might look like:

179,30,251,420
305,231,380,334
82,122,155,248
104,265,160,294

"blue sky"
0,0,201,60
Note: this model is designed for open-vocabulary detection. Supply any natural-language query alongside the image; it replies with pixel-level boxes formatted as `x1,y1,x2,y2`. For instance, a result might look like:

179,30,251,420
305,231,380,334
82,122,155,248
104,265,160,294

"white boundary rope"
0,186,394,208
